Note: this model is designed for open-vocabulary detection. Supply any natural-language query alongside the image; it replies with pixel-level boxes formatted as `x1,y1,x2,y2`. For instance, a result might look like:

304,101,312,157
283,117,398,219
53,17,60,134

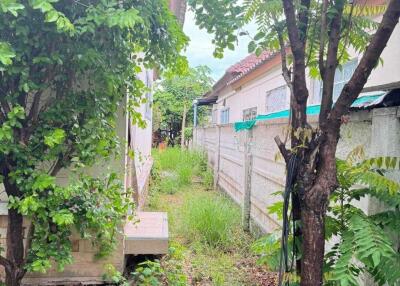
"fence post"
213,125,221,189
242,128,253,232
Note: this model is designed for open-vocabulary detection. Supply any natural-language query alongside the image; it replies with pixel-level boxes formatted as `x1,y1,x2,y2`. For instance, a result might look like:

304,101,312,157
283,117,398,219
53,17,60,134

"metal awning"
196,95,218,106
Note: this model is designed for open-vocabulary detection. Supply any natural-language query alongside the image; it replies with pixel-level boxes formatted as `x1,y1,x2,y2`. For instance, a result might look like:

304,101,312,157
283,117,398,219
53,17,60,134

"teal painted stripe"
233,93,384,132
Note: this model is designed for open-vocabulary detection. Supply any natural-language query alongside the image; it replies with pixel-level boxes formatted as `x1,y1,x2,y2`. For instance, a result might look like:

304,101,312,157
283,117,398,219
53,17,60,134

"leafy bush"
162,242,188,286
181,192,241,249
177,163,193,186
103,264,128,286
151,148,209,193
132,260,163,286
201,168,214,190
252,150,400,285
159,177,180,195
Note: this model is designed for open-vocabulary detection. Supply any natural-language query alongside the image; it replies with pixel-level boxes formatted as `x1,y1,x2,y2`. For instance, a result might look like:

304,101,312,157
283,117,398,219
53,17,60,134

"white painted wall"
194,107,400,234
213,15,400,124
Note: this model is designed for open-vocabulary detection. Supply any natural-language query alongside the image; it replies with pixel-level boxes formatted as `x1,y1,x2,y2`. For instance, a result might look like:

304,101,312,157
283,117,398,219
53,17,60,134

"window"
212,107,218,124
242,107,257,121
266,86,287,113
220,108,230,124
314,59,358,103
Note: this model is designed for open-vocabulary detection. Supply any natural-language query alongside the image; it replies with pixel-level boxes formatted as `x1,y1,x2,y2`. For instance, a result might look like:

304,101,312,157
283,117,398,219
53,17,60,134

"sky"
183,9,254,81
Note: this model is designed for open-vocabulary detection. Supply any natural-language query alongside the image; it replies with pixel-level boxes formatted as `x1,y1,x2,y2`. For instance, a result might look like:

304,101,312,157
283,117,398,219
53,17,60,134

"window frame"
242,107,257,121
220,108,230,124
313,59,358,104
265,85,288,114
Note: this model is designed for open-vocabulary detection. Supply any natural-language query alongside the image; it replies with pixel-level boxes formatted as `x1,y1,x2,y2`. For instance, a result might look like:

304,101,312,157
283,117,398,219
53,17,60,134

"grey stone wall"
193,107,400,233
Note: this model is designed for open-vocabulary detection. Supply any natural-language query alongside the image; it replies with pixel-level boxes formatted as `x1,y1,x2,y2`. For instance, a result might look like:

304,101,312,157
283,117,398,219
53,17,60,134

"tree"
154,66,213,147
0,1,187,285
188,0,400,284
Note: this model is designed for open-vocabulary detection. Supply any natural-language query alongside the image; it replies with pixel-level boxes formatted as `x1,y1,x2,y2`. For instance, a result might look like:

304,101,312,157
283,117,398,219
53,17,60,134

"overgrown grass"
181,191,242,249
151,148,208,194
144,148,266,285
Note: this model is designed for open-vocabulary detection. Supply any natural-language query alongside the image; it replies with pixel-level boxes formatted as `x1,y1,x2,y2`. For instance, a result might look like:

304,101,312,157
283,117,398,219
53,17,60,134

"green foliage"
132,260,164,286
148,148,255,285
253,150,400,286
0,42,16,65
153,66,213,145
0,0,188,278
325,151,400,286
10,174,133,273
251,232,282,271
189,0,382,77
181,192,241,249
187,0,243,58
103,263,129,286
162,243,188,286
151,148,210,194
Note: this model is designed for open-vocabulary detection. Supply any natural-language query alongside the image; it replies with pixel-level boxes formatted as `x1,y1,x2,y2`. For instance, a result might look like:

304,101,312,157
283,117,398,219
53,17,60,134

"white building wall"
193,107,399,234
213,15,400,124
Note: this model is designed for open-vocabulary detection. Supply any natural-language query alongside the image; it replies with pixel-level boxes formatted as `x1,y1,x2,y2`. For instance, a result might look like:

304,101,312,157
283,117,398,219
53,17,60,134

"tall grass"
152,148,211,194
181,191,242,249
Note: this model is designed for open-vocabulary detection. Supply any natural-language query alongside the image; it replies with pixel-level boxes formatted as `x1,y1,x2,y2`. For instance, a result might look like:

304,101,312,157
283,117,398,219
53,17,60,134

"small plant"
177,163,193,186
201,168,214,190
132,260,164,286
181,192,241,249
252,149,400,285
103,264,128,286
159,177,180,194
162,243,188,286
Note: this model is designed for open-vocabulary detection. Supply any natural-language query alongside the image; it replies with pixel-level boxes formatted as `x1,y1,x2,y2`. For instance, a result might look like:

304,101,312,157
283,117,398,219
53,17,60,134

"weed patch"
181,191,242,249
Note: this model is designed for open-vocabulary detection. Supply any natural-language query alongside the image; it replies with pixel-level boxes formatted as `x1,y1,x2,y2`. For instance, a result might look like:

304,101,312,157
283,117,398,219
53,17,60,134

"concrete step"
124,212,169,255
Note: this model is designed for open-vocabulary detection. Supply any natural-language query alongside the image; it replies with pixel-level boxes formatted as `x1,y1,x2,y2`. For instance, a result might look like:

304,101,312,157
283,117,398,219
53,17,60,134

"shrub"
177,163,193,186
181,192,241,249
159,176,180,195
132,260,163,286
201,168,214,190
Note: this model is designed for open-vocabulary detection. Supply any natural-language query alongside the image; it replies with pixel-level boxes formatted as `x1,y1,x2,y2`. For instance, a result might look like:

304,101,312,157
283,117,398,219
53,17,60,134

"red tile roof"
227,50,275,74
226,50,279,85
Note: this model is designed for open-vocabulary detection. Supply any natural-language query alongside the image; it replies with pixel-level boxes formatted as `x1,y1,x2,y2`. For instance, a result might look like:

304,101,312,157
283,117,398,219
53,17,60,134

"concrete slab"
124,212,169,255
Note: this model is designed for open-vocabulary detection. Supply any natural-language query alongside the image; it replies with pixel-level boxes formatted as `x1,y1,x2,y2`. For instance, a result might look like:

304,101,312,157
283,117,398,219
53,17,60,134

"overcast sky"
183,9,255,80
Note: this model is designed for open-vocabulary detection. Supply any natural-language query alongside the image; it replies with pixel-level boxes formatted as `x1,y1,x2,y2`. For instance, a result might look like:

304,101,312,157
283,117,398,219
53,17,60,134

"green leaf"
19,195,40,214
0,42,16,65
32,174,55,191
44,128,66,148
45,9,59,22
248,41,256,53
0,0,25,16
52,210,74,226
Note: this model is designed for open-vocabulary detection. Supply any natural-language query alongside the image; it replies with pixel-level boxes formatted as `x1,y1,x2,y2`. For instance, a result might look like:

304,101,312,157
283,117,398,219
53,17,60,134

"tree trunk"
180,103,187,148
300,206,325,286
5,208,25,286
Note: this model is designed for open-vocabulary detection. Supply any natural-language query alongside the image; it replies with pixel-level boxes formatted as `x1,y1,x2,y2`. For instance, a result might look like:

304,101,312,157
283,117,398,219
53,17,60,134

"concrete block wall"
194,107,400,233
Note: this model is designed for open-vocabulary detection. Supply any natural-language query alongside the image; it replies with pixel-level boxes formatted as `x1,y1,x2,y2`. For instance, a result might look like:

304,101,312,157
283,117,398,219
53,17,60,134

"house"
0,1,186,285
198,1,400,126
193,0,400,235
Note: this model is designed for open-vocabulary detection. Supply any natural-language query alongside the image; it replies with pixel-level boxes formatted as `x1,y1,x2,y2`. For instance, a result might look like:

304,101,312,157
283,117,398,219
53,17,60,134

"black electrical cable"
278,154,299,286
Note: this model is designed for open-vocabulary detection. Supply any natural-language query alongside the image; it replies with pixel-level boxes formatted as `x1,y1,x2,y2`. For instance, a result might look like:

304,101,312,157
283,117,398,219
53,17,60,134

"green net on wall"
233,93,384,132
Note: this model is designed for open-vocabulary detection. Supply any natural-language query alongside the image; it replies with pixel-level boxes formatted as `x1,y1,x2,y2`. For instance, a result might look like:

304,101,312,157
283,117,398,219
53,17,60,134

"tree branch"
27,91,43,122
298,0,311,47
282,0,303,60
282,0,309,131
274,135,290,163
0,99,11,115
318,0,329,78
331,0,400,122
319,0,346,129
0,255,11,271
276,29,293,92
